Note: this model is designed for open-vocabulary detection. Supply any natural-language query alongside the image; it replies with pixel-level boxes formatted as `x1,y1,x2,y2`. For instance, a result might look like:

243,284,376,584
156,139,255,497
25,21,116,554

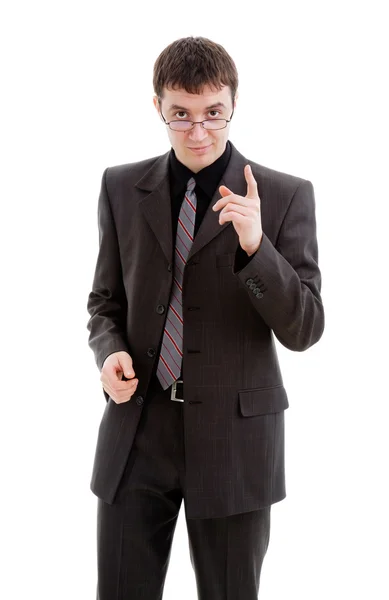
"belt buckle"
171,379,184,402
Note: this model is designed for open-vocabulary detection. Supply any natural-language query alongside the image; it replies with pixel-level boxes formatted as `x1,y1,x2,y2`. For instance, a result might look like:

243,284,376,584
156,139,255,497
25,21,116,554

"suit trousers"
96,375,271,599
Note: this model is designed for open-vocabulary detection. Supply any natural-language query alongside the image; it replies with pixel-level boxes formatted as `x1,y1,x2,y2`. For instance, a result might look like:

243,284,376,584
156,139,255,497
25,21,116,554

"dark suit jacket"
86,140,325,519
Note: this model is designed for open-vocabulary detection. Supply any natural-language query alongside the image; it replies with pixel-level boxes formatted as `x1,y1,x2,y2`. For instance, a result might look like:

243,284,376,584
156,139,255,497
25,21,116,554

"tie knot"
186,177,196,192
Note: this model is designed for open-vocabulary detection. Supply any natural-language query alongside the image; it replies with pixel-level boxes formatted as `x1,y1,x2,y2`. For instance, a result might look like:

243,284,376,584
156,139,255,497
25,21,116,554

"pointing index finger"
245,164,258,195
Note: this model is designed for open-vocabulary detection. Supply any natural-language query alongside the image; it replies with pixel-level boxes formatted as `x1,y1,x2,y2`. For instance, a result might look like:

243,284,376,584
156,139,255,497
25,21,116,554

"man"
87,36,325,599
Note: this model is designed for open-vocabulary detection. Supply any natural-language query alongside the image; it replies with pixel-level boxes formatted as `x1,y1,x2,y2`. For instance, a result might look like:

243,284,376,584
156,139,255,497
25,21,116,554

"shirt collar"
169,140,232,199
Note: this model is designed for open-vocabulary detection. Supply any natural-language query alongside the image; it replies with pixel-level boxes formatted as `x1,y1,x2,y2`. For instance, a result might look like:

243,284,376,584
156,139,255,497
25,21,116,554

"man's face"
153,84,237,173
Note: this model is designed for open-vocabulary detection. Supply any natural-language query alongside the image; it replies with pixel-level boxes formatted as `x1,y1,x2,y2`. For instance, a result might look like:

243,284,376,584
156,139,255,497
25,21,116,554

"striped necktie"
156,177,197,390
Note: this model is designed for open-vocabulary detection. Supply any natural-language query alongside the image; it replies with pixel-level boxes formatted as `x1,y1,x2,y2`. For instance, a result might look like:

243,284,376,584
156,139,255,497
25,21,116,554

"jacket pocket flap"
238,385,289,416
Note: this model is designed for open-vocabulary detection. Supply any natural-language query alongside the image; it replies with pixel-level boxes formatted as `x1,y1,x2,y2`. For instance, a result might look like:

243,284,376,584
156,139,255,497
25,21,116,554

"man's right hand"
100,351,139,404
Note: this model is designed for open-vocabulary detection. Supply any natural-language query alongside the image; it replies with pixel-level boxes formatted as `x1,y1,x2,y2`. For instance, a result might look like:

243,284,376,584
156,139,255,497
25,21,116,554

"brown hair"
153,36,239,105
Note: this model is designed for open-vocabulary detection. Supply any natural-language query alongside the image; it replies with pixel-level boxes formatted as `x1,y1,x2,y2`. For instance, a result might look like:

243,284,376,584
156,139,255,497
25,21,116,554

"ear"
153,95,165,122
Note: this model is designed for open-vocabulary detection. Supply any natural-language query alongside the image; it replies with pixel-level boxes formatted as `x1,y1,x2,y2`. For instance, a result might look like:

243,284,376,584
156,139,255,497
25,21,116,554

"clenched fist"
100,351,139,404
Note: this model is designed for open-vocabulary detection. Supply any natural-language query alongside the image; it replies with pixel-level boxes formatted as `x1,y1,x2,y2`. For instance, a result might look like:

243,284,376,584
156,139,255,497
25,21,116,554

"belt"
171,379,184,402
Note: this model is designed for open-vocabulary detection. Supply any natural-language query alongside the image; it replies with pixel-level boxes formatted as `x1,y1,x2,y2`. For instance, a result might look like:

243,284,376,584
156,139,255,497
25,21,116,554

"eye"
173,110,222,119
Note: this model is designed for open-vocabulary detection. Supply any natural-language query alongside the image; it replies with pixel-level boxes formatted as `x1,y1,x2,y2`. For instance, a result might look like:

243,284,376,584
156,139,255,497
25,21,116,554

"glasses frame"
158,100,234,132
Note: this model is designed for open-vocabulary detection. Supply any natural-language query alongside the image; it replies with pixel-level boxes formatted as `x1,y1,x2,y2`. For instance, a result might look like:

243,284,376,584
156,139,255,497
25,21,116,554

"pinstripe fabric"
88,141,324,520
156,177,197,390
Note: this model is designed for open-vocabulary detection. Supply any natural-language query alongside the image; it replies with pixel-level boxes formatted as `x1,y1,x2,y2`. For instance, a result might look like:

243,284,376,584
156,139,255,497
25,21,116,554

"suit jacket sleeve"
86,167,130,372
233,179,325,351
234,243,256,271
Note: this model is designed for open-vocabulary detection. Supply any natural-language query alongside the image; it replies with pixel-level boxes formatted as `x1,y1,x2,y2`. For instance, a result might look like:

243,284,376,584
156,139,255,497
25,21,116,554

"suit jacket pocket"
238,385,289,417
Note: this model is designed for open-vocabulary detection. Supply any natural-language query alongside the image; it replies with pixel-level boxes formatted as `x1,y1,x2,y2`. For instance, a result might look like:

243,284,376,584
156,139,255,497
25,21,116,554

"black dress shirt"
151,140,255,384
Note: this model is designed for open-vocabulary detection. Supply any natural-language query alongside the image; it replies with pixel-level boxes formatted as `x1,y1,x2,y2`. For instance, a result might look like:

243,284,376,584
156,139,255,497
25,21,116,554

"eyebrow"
168,102,227,112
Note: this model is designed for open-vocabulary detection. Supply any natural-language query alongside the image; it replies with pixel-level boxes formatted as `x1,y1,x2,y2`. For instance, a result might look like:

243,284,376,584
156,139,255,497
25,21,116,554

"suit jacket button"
147,348,155,357
156,304,165,314
135,396,144,406
246,278,253,285
255,290,264,298
167,263,172,271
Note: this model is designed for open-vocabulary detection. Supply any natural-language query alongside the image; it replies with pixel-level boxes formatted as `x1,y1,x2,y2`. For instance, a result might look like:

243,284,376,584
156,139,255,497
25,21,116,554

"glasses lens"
169,120,228,131
169,121,192,131
203,120,227,130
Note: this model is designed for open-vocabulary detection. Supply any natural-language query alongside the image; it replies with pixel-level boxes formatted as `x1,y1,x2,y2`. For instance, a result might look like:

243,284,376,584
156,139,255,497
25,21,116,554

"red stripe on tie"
175,246,186,266
173,277,182,292
178,217,193,241
186,195,196,212
169,304,183,325
177,231,191,254
172,290,182,306
174,257,184,276
165,328,183,354
160,354,177,380
166,315,183,340
182,205,195,225
162,342,181,370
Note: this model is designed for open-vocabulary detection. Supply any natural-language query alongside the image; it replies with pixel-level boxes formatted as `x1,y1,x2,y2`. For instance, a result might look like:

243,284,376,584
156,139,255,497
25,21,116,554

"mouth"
188,144,212,153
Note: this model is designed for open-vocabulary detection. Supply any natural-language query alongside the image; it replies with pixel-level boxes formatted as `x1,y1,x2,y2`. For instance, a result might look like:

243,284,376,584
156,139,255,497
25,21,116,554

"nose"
188,122,209,143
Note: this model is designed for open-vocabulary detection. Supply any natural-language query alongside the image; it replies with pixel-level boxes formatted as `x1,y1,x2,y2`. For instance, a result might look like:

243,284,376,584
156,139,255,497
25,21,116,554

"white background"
1,1,388,598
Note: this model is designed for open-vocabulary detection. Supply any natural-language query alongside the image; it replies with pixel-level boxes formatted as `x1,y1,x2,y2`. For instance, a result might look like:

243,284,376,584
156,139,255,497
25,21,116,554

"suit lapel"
136,141,249,264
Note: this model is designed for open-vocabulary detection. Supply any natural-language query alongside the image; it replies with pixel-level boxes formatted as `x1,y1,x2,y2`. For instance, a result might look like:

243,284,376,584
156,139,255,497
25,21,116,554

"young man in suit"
87,36,324,599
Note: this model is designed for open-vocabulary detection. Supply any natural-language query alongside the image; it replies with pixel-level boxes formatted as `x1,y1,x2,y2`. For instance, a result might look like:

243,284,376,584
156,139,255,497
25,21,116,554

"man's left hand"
212,165,263,256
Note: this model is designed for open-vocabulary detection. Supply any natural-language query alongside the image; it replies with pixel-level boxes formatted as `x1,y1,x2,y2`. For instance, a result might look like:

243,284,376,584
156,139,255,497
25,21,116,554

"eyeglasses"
159,107,234,132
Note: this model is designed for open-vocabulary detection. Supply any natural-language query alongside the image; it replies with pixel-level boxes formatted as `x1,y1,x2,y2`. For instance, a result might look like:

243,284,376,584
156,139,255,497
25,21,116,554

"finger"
220,211,248,225
101,373,138,392
244,164,258,197
219,185,233,195
213,187,232,210
102,379,138,403
115,379,139,392
104,377,138,393
116,384,138,403
104,362,125,381
213,188,236,211
219,203,252,219
122,372,136,381
116,366,136,382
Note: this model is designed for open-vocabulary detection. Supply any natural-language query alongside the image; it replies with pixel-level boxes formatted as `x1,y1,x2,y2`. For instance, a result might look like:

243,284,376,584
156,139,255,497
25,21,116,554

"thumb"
119,356,135,378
